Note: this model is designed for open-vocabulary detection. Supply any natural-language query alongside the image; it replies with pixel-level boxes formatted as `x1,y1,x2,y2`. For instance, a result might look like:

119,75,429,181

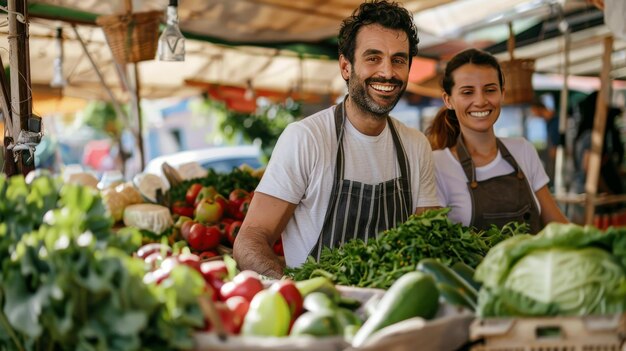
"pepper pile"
286,208,528,289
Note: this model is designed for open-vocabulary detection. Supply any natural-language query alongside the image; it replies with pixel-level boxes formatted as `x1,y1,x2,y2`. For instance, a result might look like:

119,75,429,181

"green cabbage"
475,222,626,317
504,247,625,315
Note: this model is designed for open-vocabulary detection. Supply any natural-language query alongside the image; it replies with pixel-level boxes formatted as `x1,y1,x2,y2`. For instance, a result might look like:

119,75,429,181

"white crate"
470,314,626,351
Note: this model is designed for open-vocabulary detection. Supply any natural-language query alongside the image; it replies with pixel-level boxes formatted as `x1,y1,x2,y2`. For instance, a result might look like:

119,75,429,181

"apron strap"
311,100,347,259
495,138,525,180
456,136,525,188
455,136,478,188
388,117,411,191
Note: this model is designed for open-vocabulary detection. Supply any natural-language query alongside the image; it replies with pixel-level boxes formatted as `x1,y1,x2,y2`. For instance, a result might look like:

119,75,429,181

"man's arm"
233,192,297,279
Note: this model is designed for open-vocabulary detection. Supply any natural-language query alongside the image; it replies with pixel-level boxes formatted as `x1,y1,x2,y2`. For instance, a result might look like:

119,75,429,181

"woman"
426,48,568,233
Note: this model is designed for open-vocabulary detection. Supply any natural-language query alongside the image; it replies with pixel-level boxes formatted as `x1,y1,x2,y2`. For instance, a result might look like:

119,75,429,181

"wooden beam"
584,36,613,225
7,0,34,176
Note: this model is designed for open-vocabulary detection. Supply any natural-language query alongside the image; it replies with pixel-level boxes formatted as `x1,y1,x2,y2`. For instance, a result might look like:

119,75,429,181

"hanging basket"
500,58,535,105
96,10,162,64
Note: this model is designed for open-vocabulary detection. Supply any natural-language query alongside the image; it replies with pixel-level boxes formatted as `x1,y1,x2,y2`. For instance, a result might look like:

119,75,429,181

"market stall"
1,1,626,350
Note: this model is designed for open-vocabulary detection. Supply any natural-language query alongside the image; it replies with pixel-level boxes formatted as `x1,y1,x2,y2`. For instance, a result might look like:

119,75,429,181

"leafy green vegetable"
0,174,204,350
285,208,527,289
475,222,626,317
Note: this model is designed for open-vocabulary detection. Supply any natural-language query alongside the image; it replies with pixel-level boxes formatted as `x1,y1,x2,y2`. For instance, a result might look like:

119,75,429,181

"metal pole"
71,25,129,125
130,63,145,171
554,19,570,196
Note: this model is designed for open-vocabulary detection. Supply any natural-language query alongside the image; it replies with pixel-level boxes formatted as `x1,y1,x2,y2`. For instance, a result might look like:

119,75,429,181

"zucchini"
436,283,476,311
451,261,482,291
417,258,478,305
295,276,340,302
351,271,439,347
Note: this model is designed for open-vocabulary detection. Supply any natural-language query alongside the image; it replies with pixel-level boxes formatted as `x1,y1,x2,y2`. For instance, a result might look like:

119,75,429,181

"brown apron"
456,136,542,233
309,100,413,260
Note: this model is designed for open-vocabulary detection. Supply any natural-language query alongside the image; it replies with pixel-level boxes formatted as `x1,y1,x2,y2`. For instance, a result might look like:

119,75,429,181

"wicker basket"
96,10,162,64
500,58,535,105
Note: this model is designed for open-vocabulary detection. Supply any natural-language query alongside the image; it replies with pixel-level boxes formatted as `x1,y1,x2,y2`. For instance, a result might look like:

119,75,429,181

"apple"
195,198,224,224
195,186,219,206
270,279,303,320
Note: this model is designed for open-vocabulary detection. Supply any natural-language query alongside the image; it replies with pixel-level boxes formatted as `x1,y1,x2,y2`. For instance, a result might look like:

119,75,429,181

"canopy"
0,0,624,109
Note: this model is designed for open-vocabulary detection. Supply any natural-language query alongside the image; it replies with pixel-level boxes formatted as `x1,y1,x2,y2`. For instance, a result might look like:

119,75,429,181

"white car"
143,145,263,187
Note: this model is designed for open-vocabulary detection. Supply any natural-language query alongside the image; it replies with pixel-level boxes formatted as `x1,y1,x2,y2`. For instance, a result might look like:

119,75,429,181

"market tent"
2,0,624,108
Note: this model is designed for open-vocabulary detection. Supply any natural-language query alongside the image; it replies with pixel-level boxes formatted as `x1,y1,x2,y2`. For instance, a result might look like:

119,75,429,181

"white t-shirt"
257,105,439,267
433,137,549,227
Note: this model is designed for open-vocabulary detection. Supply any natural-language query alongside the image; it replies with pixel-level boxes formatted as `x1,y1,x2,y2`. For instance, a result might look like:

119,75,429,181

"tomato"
226,220,242,246
229,188,250,203
198,250,219,261
270,279,303,321
185,183,204,205
239,198,251,217
172,201,195,218
227,189,251,220
180,220,196,241
273,237,284,256
188,223,221,251
220,271,264,302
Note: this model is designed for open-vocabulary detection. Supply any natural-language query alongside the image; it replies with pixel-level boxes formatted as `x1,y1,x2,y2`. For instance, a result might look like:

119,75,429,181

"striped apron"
309,100,413,260
456,136,542,233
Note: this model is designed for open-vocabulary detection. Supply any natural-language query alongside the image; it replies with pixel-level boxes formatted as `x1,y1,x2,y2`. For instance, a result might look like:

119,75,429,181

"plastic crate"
470,314,626,351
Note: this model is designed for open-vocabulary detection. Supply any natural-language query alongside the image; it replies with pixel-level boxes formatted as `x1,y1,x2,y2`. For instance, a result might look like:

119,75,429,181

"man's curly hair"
338,1,419,65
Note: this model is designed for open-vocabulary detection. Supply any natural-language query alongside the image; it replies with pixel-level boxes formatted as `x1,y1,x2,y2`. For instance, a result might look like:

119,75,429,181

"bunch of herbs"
286,208,527,289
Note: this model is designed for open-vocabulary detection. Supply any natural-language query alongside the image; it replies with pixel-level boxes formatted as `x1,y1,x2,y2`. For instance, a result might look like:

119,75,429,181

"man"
233,0,439,278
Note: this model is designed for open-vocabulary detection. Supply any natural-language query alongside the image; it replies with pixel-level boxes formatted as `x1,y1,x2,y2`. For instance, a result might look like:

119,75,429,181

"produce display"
3,170,625,351
286,208,528,289
166,167,267,257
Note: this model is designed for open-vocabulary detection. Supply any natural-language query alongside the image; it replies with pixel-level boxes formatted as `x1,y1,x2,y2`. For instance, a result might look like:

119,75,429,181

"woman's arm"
536,185,569,225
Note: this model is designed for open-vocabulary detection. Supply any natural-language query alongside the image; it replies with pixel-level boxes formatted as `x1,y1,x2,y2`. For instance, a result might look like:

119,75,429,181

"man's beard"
348,70,406,119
